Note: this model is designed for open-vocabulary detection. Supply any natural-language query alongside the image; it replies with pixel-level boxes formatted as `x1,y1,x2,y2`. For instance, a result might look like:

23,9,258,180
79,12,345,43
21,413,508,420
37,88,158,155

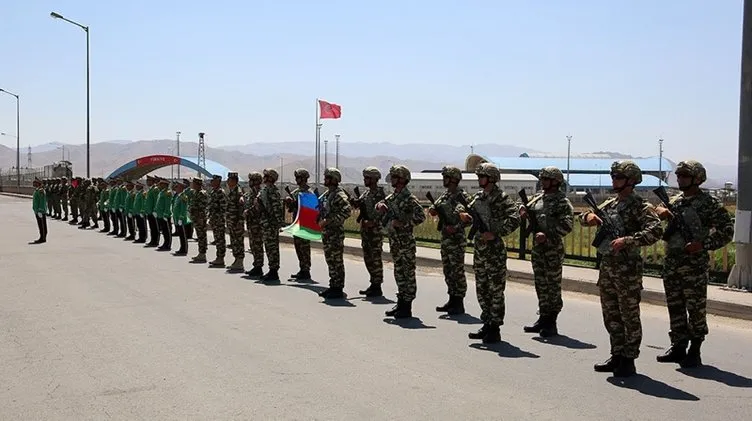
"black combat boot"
293,270,311,281
436,296,453,312
656,340,688,363
319,287,344,299
385,299,412,318
614,357,636,377
436,296,465,315
539,314,559,338
469,324,489,340
523,316,543,333
680,339,703,368
261,268,279,282
482,324,501,344
359,283,383,297
594,355,621,372
245,266,264,278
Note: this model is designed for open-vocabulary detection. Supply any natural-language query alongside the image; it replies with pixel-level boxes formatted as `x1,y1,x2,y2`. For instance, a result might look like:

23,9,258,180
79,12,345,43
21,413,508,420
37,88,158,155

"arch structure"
106,155,240,181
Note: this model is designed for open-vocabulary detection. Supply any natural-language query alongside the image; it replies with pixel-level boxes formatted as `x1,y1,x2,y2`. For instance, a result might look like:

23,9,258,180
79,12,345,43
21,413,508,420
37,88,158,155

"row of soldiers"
36,158,734,378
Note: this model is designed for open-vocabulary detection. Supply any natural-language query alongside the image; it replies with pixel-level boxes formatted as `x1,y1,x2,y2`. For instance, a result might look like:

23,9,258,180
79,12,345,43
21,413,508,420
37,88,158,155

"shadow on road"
607,375,700,401
287,284,357,307
438,313,483,325
287,277,319,285
469,342,540,359
362,296,397,305
382,318,436,329
677,365,752,388
532,334,597,350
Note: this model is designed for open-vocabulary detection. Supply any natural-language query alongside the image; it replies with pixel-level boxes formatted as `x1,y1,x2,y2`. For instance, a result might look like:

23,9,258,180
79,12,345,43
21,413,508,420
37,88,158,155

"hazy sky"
0,0,744,164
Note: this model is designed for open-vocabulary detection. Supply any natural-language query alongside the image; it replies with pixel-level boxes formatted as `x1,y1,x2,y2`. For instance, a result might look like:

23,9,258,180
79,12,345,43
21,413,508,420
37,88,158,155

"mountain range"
0,140,737,188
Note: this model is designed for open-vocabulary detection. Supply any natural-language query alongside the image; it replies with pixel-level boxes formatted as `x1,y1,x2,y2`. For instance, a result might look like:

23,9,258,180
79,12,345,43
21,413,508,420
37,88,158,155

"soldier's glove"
655,206,674,220
36,212,43,218
177,220,183,226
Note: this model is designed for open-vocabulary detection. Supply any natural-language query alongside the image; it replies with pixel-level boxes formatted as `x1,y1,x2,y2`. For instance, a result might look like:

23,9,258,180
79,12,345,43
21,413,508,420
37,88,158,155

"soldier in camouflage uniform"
243,172,265,277
654,160,734,368
68,177,80,224
171,180,189,256
376,165,426,318
256,168,284,282
520,166,574,337
225,172,246,272
207,175,227,267
189,177,210,263
428,165,473,315
351,167,387,297
78,179,92,229
284,168,313,280
581,160,663,377
181,179,194,240
46,179,54,217
465,163,521,344
50,179,60,219
317,168,353,299
60,177,69,221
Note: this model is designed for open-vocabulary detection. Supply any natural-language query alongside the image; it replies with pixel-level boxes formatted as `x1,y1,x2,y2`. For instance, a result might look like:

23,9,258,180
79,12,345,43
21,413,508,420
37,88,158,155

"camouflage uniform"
656,160,734,368
60,178,69,220
287,168,313,279
189,178,210,263
467,163,521,344
378,165,426,318
522,166,574,336
244,172,265,276
69,178,81,223
257,168,284,281
318,168,353,298
208,175,228,265
98,180,111,233
354,167,387,297
225,172,246,271
50,180,60,218
429,165,473,314
582,160,663,377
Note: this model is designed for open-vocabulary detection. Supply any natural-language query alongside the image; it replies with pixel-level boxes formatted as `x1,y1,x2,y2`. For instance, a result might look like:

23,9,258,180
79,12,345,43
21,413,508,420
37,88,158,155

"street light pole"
658,138,664,185
50,11,90,178
0,89,20,189
176,131,181,180
324,139,328,169
566,135,572,193
335,134,340,169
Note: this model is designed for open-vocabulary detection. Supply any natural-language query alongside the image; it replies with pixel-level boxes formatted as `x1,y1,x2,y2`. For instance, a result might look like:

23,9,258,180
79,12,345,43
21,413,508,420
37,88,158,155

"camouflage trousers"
473,238,507,326
662,252,710,344
262,224,280,270
61,198,68,217
323,226,346,288
440,232,467,298
388,232,417,301
531,240,565,315
598,255,643,359
360,226,384,285
70,198,78,219
51,195,60,216
246,218,264,268
293,236,311,271
192,215,208,254
211,220,226,258
226,218,245,259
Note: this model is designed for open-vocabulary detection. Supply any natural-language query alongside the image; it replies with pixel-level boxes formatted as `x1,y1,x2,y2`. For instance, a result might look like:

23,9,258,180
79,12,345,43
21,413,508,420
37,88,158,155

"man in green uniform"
155,178,173,251
124,180,136,240
144,175,160,246
31,178,48,244
132,181,146,243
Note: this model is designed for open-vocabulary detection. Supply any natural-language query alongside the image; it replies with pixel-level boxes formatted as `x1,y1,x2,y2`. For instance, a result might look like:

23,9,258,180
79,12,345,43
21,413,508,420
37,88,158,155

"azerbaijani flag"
282,191,322,241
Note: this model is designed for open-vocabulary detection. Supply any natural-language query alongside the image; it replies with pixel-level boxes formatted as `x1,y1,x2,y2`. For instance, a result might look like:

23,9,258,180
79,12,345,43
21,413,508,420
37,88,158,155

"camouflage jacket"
319,186,352,230
664,191,734,255
525,191,574,244
429,188,473,237
580,192,663,257
225,185,244,224
243,185,261,223
258,184,284,229
189,188,209,221
207,187,227,226
379,187,426,236
355,186,387,232
468,184,520,244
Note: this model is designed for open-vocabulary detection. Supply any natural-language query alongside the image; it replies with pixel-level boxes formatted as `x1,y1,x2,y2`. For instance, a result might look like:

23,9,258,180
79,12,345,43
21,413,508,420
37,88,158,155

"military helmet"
388,164,411,183
475,163,501,183
675,160,707,184
362,166,382,180
248,171,263,183
324,167,342,183
610,160,642,184
293,168,310,179
441,165,463,181
263,168,279,182
539,166,564,184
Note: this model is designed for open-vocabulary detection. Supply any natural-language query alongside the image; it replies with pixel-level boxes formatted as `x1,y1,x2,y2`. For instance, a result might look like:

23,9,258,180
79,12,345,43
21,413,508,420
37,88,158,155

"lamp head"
50,12,64,19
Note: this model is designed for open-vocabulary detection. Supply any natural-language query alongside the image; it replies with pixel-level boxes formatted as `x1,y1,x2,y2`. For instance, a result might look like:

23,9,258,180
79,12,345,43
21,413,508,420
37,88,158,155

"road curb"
278,235,752,321
0,192,33,199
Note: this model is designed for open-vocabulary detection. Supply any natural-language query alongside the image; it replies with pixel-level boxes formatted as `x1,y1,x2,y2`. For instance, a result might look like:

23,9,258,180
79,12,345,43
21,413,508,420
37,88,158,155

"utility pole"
658,138,664,184
280,156,284,184
566,135,572,193
176,131,181,180
335,134,340,169
324,139,329,169
729,0,752,290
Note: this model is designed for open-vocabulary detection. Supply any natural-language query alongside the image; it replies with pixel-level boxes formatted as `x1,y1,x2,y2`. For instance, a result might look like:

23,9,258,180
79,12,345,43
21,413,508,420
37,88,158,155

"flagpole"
315,98,322,189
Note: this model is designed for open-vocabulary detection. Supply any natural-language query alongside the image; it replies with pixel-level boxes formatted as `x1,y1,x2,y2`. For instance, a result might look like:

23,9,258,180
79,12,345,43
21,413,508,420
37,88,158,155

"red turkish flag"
318,100,342,119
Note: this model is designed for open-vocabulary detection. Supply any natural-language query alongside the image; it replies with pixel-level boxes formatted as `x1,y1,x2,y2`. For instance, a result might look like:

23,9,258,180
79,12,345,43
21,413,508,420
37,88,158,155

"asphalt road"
1,195,751,420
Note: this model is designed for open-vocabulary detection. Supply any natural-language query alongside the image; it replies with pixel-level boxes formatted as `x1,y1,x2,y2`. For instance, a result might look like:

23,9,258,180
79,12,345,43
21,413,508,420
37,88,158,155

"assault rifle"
425,191,448,231
353,186,364,223
653,186,693,243
283,185,297,213
583,190,624,254
456,193,493,242
518,188,539,239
